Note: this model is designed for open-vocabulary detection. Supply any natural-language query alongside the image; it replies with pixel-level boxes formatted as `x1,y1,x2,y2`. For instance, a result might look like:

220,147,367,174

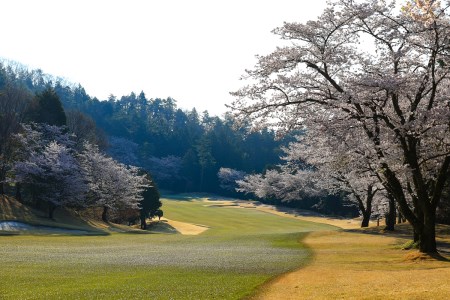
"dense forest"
0,60,288,194
0,61,338,212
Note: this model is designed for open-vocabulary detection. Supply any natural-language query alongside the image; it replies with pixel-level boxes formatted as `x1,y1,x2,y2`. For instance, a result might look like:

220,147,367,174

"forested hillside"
0,60,287,195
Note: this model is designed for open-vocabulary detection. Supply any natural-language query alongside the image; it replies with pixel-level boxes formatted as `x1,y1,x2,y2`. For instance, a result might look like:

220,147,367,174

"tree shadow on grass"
0,195,108,235
146,220,180,234
344,223,450,261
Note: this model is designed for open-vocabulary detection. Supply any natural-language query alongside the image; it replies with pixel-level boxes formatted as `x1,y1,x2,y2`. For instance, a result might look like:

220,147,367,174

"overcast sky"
0,0,327,116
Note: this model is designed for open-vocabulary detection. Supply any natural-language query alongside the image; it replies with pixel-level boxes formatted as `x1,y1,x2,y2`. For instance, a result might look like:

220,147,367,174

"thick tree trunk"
359,185,374,228
102,206,109,222
381,166,439,253
0,182,4,195
385,194,396,231
361,212,371,227
418,212,437,253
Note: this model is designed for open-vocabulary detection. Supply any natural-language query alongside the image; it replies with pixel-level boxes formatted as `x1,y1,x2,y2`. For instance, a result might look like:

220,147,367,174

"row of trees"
229,0,450,253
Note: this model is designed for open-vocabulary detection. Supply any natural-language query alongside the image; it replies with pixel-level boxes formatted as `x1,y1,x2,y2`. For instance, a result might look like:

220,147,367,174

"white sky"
0,0,327,116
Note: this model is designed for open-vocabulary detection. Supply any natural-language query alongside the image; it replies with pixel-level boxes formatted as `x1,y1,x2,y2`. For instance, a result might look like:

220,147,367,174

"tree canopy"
230,0,450,253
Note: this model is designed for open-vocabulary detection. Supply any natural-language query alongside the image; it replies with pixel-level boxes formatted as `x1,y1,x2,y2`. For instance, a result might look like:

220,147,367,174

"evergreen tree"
138,170,161,229
28,87,66,126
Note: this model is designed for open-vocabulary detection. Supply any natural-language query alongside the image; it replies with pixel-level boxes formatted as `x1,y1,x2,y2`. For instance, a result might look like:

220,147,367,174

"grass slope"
0,195,335,299
0,195,107,234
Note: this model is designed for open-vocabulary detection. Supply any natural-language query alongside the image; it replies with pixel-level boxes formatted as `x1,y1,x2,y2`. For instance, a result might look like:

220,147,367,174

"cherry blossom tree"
13,141,87,218
285,133,386,227
217,167,247,192
237,168,319,202
79,142,150,222
230,0,450,252
237,128,387,228
108,136,140,166
11,123,80,210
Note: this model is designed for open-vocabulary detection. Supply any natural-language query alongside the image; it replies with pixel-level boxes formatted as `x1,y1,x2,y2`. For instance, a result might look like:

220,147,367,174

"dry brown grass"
253,206,366,229
0,195,41,221
149,218,209,235
253,227,450,300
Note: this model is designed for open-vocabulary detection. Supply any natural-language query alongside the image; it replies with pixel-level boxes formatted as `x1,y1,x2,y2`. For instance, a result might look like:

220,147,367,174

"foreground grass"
253,225,450,300
0,196,335,299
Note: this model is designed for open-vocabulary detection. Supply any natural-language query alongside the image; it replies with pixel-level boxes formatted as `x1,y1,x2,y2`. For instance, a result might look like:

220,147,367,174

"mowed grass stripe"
0,196,336,299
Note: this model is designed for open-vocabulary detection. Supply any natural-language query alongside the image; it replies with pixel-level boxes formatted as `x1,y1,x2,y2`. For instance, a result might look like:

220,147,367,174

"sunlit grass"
253,225,450,299
0,195,336,299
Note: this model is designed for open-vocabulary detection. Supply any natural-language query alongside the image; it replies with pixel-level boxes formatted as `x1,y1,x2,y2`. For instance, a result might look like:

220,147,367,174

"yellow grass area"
253,205,365,229
253,229,450,300
164,218,209,235
149,218,209,235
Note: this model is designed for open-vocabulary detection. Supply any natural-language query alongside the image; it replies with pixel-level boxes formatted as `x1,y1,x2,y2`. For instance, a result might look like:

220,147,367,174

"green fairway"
0,196,336,299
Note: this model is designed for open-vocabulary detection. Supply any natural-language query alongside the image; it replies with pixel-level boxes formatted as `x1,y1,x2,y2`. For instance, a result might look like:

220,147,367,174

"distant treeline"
0,60,287,192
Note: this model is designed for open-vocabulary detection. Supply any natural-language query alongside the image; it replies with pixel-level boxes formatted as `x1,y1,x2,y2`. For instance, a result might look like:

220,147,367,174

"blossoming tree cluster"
230,0,450,253
12,123,151,221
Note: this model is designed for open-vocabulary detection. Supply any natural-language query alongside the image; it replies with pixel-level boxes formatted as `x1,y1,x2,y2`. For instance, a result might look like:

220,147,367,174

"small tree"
138,170,161,229
154,209,163,221
27,87,66,126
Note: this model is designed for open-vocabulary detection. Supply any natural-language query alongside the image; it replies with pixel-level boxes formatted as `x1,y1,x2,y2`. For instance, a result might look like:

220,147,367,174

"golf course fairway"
0,195,336,299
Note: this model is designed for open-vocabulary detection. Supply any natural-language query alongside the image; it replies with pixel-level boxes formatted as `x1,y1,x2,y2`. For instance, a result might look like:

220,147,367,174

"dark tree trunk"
0,165,5,195
32,191,41,209
418,216,437,253
102,206,109,222
48,202,57,219
140,216,147,230
385,194,396,231
397,206,404,224
15,183,22,202
380,164,441,253
358,184,374,228
361,212,371,227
